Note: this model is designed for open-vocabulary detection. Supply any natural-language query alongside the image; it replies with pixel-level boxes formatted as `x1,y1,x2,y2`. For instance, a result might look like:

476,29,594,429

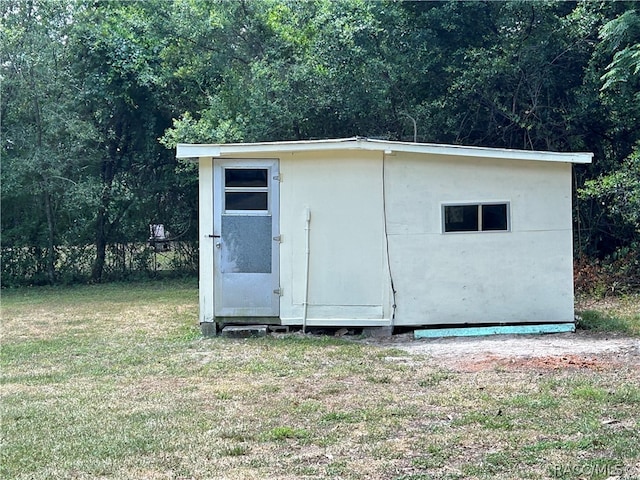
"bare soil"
359,330,640,372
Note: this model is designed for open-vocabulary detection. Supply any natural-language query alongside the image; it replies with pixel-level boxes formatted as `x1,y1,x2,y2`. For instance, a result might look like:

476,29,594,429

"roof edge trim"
176,137,593,164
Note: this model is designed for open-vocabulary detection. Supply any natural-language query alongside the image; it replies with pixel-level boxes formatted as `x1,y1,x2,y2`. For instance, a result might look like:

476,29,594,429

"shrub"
574,247,640,296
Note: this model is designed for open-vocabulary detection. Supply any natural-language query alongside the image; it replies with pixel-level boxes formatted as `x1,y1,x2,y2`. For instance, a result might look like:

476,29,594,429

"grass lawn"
576,294,640,336
1,281,639,479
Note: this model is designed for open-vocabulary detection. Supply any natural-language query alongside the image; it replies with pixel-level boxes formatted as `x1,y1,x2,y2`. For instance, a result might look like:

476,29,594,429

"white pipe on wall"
302,207,311,334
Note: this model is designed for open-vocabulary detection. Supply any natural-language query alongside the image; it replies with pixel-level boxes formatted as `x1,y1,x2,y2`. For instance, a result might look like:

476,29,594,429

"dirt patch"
453,353,613,373
359,330,640,372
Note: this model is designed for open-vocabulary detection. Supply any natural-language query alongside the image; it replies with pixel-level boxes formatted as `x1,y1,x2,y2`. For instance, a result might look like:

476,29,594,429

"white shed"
176,137,592,335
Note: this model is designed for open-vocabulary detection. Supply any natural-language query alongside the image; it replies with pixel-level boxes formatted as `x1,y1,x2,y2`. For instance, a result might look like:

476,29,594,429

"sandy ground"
359,330,640,372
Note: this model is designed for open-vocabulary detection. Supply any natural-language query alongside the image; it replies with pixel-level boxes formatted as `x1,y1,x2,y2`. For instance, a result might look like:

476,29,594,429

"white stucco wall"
198,157,215,324
384,153,574,325
278,150,392,326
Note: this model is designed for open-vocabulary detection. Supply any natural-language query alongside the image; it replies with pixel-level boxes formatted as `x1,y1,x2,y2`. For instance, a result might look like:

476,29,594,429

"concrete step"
221,325,269,338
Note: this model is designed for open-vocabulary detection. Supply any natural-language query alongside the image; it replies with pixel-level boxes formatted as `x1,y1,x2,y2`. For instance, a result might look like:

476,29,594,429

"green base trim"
414,323,575,339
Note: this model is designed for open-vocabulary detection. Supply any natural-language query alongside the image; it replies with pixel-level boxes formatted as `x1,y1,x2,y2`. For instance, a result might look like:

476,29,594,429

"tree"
160,0,408,144
600,9,640,92
1,0,96,284
66,0,179,281
576,7,640,259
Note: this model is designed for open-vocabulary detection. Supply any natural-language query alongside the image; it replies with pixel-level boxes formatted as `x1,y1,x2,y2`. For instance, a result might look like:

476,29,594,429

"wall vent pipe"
302,207,311,334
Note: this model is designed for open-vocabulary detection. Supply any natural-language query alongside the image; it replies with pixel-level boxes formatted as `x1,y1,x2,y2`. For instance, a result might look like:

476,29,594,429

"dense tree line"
1,0,639,289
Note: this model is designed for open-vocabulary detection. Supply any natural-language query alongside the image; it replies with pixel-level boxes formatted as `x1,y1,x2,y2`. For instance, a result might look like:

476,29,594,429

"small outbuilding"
176,137,592,335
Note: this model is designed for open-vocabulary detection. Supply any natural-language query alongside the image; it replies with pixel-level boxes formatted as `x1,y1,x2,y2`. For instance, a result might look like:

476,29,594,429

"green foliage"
600,10,640,91
577,147,640,291
159,111,245,147
580,146,640,237
1,0,197,285
2,0,639,286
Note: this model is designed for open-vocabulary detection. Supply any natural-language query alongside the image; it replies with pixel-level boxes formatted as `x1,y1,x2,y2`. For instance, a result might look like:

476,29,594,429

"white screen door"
213,159,280,317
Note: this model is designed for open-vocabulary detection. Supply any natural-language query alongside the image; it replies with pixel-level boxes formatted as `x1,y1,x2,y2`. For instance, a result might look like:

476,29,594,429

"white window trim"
441,201,511,234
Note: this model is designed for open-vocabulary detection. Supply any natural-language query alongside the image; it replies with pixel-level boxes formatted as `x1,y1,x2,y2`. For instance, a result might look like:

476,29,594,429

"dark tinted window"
225,169,268,187
225,192,268,210
482,204,508,231
443,203,509,233
444,205,479,232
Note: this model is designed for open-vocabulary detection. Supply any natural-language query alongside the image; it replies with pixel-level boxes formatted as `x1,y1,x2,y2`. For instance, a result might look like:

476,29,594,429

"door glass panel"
225,192,268,211
225,168,268,187
221,215,272,273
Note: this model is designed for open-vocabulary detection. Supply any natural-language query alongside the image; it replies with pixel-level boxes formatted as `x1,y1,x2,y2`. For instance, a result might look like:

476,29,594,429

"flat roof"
176,136,593,164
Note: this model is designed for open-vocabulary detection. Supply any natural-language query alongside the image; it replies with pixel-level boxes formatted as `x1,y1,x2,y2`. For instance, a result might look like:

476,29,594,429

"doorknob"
215,242,221,248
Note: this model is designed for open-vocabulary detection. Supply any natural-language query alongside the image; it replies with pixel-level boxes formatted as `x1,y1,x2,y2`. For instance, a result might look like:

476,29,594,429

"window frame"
441,201,511,234
223,167,271,214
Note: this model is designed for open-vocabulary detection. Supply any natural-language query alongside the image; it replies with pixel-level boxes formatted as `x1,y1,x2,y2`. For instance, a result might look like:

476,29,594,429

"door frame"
213,158,280,317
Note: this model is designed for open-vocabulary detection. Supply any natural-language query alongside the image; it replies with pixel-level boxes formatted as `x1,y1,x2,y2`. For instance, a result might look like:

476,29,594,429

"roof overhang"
176,136,593,164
